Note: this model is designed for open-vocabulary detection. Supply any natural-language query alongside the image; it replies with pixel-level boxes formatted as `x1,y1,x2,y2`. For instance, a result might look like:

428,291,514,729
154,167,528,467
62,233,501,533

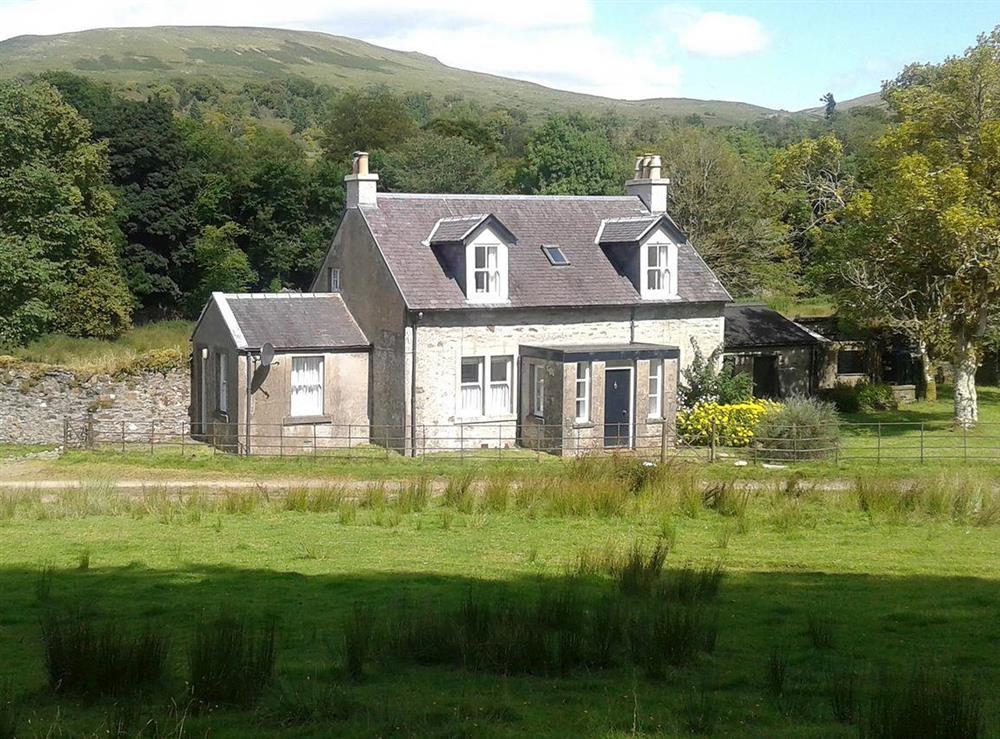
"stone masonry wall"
0,362,190,445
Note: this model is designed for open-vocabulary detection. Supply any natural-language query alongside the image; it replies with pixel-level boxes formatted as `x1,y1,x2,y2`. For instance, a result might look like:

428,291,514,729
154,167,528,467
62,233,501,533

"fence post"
181,421,186,456
422,424,427,460
280,424,284,458
963,423,968,463
659,418,668,465
149,420,155,455
792,423,797,462
121,420,126,453
85,413,95,450
459,423,465,463
497,424,502,460
62,417,69,451
920,422,925,464
313,424,317,459
877,422,882,465
709,418,716,463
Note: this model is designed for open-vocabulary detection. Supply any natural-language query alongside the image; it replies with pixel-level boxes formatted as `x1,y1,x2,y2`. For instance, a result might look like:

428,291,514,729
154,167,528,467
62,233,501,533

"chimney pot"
353,151,369,176
345,152,378,208
625,152,670,213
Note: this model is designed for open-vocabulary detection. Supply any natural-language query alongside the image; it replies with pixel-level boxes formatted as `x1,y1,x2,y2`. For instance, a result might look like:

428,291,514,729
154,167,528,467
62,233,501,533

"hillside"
0,25,825,125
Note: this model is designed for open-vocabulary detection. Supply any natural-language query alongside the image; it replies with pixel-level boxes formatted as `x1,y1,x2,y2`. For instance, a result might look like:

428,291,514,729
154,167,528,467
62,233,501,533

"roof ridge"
379,193,641,202
223,292,340,299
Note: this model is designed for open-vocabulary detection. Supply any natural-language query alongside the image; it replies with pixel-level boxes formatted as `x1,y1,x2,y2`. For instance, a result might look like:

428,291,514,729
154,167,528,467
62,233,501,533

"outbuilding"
190,292,371,454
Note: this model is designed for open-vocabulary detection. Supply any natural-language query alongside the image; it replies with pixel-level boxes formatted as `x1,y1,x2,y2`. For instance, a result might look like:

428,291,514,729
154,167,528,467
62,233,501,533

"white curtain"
461,385,483,415
490,382,510,413
291,356,324,417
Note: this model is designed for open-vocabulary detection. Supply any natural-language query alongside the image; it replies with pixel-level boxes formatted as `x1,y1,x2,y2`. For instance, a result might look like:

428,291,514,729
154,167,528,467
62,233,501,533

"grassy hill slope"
0,26,816,125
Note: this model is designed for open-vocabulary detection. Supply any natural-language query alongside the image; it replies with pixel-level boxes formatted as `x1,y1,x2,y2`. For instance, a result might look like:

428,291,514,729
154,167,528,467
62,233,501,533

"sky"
0,0,997,110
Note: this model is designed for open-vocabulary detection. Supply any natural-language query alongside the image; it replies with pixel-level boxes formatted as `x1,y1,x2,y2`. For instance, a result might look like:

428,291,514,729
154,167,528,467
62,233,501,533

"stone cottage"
191,153,731,455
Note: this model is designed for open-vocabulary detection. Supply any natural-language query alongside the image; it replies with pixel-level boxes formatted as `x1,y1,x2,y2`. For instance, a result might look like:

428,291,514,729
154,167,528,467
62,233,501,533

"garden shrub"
679,339,753,408
820,382,861,413
856,382,898,411
754,396,840,461
677,400,777,447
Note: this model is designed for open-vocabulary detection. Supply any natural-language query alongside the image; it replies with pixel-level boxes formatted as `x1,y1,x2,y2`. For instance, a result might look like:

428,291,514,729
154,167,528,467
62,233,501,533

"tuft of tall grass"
766,648,788,696
481,474,512,512
0,683,18,739
262,678,356,727
862,666,982,739
284,486,344,513
659,563,724,604
629,602,718,677
806,610,837,650
188,615,276,708
41,611,168,696
613,539,670,597
396,478,430,513
35,565,54,603
443,471,476,513
830,666,859,724
703,481,749,517
682,686,718,735
342,603,373,680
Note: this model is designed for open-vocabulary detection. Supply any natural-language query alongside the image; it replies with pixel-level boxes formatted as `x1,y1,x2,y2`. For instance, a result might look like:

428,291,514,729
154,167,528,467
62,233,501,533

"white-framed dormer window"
575,362,591,422
530,363,544,417
648,360,663,419
328,267,340,292
291,355,324,417
641,230,678,299
460,355,513,417
465,230,509,303
215,352,228,414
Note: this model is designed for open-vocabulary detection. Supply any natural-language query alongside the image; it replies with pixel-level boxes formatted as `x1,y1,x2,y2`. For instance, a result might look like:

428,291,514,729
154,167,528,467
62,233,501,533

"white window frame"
216,352,228,414
328,267,340,292
640,230,678,300
575,362,590,422
459,356,485,417
648,360,663,419
530,363,545,418
459,354,514,418
465,229,509,304
290,355,325,418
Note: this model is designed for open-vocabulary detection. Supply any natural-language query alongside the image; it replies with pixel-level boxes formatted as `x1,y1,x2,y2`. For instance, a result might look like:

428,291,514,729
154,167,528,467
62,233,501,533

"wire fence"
61,417,1000,466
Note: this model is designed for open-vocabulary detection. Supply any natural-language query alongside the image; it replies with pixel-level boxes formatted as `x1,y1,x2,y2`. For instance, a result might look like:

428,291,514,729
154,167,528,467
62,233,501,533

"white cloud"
0,0,683,100
658,4,768,58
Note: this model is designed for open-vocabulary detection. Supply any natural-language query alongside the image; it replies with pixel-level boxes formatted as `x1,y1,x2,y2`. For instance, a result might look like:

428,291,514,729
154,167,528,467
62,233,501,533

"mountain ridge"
0,26,877,124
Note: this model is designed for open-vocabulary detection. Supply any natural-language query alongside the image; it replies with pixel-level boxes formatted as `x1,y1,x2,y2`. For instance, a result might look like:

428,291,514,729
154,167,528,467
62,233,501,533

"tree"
0,80,131,344
820,92,837,119
189,222,257,313
322,87,416,161
656,126,796,298
520,114,624,195
379,131,512,194
842,28,1000,426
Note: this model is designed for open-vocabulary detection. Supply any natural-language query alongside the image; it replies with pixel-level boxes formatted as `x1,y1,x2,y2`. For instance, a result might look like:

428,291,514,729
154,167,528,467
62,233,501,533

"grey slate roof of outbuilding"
724,304,821,350
213,292,369,351
359,193,731,310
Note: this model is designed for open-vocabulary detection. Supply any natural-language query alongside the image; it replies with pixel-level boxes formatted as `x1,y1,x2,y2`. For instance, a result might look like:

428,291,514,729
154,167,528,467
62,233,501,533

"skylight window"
541,245,569,266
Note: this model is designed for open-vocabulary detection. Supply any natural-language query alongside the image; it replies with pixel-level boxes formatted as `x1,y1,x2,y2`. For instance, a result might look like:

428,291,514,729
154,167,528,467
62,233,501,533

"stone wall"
0,362,190,445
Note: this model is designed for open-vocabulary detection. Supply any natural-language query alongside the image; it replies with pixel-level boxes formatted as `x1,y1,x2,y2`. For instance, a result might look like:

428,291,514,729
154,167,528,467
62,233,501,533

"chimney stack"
345,151,378,208
625,153,669,213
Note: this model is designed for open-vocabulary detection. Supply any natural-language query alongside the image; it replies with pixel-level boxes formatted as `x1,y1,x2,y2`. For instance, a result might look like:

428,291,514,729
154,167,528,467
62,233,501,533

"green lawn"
1,466,998,737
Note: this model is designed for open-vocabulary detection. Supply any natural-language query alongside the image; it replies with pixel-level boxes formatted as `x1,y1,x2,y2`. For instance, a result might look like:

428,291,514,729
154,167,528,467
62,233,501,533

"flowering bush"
677,400,778,447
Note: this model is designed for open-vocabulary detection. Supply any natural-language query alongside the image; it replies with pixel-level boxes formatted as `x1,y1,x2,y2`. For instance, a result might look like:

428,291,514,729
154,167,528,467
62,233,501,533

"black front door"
604,369,631,447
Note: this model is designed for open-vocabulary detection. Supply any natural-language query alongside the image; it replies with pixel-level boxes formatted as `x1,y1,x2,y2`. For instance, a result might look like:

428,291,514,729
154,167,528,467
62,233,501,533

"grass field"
1,462,998,737
3,321,192,376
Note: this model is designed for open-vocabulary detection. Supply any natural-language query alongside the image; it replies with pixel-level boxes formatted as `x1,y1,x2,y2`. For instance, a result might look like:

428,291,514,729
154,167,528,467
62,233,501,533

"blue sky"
0,0,996,109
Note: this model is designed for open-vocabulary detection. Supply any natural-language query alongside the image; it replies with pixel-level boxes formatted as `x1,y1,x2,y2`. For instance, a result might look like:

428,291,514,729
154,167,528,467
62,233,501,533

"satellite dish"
260,342,275,367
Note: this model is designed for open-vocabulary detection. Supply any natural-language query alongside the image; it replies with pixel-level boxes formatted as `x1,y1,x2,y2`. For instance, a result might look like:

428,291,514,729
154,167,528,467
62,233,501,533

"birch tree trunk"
952,328,978,428
918,339,936,401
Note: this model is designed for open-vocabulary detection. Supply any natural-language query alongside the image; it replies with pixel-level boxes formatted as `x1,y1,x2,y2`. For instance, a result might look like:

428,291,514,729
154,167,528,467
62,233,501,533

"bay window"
291,356,324,417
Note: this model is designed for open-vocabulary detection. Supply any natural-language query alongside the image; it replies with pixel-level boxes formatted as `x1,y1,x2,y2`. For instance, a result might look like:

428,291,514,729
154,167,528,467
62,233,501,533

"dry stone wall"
0,362,190,445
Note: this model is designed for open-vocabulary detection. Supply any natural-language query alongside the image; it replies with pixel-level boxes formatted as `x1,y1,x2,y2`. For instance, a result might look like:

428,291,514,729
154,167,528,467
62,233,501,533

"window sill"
646,416,667,424
572,421,595,429
283,415,332,426
456,414,517,425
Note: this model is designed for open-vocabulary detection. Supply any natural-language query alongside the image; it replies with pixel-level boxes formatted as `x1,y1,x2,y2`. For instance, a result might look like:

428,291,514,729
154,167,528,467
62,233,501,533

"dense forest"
2,26,999,423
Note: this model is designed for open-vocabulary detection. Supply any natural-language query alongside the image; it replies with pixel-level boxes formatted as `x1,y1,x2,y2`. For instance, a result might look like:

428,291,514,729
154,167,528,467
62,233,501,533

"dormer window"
597,215,680,301
426,213,515,304
473,243,501,296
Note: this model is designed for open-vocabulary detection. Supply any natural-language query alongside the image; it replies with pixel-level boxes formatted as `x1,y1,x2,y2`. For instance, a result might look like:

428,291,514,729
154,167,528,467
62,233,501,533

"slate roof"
596,214,685,244
724,304,821,350
213,292,369,351
359,194,731,310
427,215,489,243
